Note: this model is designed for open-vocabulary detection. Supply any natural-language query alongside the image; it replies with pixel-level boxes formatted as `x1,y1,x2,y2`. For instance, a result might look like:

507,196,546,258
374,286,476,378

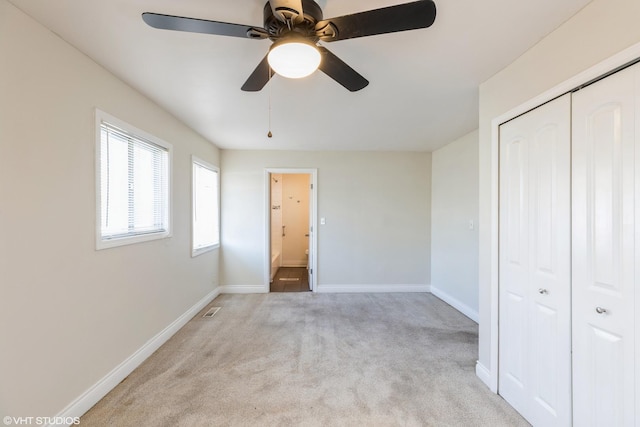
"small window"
192,157,220,256
96,110,171,249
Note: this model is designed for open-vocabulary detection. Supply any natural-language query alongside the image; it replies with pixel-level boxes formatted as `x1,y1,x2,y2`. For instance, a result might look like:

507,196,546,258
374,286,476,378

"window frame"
95,109,173,250
191,156,220,257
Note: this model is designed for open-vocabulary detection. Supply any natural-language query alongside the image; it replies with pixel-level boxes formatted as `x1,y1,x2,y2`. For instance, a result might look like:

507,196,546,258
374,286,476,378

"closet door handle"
538,288,548,295
282,225,286,237
595,307,607,314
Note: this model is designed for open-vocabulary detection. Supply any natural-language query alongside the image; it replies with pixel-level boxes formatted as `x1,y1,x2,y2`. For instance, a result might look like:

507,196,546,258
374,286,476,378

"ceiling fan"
142,0,436,92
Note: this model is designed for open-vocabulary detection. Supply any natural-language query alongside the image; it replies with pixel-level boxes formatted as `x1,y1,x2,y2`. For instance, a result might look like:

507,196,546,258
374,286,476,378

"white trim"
220,285,268,294
486,41,640,393
430,285,479,323
264,168,318,293
53,288,220,425
475,362,494,392
315,284,430,293
94,108,173,251
281,262,308,268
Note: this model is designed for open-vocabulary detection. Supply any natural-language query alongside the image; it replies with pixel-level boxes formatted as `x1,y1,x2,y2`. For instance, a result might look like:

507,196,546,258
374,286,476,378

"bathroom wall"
281,174,310,267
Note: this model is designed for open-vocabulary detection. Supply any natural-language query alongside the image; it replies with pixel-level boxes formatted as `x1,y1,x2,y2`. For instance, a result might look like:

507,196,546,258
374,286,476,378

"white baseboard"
429,285,479,323
476,361,496,392
52,287,221,426
316,284,430,293
220,285,267,294
281,262,307,268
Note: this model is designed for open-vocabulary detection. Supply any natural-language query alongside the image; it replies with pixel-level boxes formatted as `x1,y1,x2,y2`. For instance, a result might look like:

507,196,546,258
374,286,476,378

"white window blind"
192,158,220,255
98,118,170,247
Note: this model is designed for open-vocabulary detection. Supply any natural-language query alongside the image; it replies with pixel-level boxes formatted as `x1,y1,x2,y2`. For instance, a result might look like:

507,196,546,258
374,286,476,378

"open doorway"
264,168,317,292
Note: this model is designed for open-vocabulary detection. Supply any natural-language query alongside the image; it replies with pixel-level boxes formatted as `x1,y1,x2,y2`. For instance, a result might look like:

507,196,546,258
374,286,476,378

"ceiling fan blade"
317,47,369,92
315,0,436,42
142,12,268,39
241,55,272,92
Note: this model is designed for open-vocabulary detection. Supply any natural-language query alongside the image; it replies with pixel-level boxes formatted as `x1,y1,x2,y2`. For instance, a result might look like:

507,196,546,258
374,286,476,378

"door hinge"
310,183,313,190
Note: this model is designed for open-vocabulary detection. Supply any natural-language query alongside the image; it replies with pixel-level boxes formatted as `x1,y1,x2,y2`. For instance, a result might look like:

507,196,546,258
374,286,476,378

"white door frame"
483,41,640,392
264,168,318,292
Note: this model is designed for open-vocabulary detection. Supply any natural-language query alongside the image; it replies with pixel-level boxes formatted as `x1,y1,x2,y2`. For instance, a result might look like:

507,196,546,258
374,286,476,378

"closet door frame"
482,41,640,393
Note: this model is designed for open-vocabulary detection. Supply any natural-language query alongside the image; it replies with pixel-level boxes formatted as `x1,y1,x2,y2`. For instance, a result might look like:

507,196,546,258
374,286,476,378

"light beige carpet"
81,293,529,426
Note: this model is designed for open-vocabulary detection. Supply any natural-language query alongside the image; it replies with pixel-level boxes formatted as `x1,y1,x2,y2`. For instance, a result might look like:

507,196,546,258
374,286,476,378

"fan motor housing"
263,0,323,41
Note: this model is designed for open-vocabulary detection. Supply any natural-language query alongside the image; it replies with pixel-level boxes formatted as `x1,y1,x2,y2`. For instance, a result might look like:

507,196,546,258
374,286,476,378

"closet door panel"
499,133,530,416
531,302,559,411
529,120,571,424
499,93,571,426
572,63,637,427
586,325,625,427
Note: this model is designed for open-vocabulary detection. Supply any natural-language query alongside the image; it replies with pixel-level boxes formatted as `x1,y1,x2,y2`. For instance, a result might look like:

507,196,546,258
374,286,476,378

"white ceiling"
9,0,591,151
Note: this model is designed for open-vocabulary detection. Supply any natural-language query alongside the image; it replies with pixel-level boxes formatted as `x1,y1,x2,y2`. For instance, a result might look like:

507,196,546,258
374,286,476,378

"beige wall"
478,0,640,384
0,0,220,417
221,150,431,291
431,130,479,321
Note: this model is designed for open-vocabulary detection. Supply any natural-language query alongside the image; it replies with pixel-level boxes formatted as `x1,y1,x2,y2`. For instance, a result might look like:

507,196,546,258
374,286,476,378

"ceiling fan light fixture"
143,0,437,91
267,37,321,79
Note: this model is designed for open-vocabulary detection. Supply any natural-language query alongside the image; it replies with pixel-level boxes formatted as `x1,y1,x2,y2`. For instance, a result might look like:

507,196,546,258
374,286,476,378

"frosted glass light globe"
267,40,321,79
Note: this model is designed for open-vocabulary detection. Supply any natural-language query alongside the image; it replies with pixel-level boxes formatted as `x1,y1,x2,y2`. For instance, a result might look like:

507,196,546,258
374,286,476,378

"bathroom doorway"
265,168,317,292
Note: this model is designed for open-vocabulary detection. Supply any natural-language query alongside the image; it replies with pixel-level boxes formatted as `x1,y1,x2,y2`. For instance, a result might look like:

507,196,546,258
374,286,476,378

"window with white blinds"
96,110,171,249
192,157,220,256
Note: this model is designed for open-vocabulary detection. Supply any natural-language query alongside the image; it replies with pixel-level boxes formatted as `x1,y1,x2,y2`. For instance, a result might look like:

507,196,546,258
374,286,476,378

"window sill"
97,231,171,250
192,244,220,258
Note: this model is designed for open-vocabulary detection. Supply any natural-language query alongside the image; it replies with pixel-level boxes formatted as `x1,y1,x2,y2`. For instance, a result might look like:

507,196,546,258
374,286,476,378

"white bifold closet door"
499,93,572,426
571,62,638,427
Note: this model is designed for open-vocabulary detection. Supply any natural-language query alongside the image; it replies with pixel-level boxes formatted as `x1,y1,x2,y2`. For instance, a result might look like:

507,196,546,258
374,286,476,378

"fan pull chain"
267,66,273,138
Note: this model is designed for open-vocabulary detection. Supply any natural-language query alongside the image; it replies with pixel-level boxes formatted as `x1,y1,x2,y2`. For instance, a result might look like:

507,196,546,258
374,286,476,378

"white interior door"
571,63,638,427
499,93,572,426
